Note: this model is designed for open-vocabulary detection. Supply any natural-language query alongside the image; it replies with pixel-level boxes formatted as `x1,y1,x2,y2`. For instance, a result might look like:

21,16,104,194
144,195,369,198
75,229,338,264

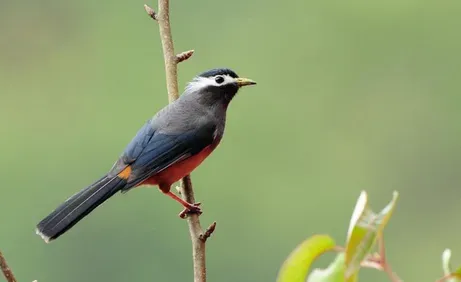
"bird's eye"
215,76,225,84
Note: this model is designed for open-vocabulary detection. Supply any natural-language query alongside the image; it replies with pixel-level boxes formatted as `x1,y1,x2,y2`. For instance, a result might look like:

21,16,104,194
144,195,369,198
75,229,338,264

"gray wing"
109,117,216,189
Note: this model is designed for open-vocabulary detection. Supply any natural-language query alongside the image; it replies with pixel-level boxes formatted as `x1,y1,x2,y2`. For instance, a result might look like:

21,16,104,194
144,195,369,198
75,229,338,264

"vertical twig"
144,2,215,282
156,0,179,102
0,251,17,282
179,176,207,282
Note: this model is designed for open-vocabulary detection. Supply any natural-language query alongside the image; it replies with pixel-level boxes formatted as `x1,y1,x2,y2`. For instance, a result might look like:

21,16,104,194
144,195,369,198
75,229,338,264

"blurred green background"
1,0,461,281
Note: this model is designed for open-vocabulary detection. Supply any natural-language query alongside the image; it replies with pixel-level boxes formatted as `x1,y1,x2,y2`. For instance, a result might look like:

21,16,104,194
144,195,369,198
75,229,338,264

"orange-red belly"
140,145,215,187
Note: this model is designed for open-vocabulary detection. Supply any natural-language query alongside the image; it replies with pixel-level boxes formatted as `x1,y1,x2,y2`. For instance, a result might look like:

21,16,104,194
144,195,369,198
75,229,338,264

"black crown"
198,68,239,79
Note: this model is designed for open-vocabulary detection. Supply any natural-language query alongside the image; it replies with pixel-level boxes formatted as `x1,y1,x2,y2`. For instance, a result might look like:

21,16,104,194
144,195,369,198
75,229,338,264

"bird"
36,68,256,243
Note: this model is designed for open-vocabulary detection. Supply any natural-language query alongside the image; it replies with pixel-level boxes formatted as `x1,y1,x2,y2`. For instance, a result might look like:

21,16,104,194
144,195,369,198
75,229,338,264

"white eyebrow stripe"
185,74,235,93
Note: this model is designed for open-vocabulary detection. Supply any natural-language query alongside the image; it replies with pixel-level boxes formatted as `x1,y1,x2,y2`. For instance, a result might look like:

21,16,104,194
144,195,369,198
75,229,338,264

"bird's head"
184,68,256,105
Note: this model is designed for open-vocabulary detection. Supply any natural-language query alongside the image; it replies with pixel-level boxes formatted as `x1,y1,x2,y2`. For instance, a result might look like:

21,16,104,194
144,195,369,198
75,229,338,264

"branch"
156,0,179,102
144,2,213,282
179,176,208,282
0,251,17,282
436,274,459,282
378,236,402,282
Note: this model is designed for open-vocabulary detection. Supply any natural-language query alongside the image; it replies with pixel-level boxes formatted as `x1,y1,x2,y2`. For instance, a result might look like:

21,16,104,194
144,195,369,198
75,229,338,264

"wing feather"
111,119,216,191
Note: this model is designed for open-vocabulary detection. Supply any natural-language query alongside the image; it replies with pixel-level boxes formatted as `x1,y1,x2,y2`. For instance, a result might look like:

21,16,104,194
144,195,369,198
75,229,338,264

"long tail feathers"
36,175,126,243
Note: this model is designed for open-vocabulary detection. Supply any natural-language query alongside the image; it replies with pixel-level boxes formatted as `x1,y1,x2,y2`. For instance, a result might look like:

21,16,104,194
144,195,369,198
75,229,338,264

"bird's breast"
142,142,219,187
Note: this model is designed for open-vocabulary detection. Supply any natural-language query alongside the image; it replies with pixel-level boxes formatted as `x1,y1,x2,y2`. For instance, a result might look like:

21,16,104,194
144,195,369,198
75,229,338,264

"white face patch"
185,74,236,93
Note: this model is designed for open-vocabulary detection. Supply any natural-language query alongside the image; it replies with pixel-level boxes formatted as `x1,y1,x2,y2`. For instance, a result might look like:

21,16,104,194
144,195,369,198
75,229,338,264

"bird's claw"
179,202,202,219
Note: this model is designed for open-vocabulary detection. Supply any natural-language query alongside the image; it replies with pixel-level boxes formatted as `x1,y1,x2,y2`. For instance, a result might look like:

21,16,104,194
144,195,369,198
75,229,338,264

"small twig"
176,50,194,63
378,236,403,282
435,273,459,282
143,4,157,20
0,251,17,282
200,222,217,242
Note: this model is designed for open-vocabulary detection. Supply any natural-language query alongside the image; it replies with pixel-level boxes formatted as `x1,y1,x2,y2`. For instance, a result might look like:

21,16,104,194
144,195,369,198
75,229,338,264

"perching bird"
36,68,256,243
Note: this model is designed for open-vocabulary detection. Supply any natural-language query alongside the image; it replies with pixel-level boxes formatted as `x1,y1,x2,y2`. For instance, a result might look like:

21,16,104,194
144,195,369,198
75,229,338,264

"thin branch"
147,1,215,281
0,251,17,282
435,274,459,282
378,236,402,282
156,0,179,102
381,260,402,282
179,175,208,282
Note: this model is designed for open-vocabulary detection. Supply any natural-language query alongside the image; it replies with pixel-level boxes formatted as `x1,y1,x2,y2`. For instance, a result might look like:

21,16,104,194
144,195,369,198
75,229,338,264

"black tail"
36,175,126,243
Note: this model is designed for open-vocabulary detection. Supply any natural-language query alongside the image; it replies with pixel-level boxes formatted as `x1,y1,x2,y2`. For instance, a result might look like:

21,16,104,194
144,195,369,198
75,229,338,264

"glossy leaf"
344,191,399,281
277,234,336,282
307,253,351,282
442,249,461,282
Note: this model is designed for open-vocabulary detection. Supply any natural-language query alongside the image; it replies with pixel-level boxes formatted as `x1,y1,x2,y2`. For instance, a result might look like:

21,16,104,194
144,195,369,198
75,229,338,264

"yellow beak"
235,77,257,87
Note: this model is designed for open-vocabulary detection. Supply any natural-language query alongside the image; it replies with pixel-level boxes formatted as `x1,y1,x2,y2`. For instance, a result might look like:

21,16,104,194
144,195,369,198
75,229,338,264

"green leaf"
344,191,399,281
442,249,461,282
277,234,336,282
307,253,350,282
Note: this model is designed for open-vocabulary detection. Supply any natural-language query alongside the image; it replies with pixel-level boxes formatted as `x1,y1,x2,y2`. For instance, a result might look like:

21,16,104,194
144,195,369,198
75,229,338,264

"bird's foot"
162,190,203,218
179,202,202,219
